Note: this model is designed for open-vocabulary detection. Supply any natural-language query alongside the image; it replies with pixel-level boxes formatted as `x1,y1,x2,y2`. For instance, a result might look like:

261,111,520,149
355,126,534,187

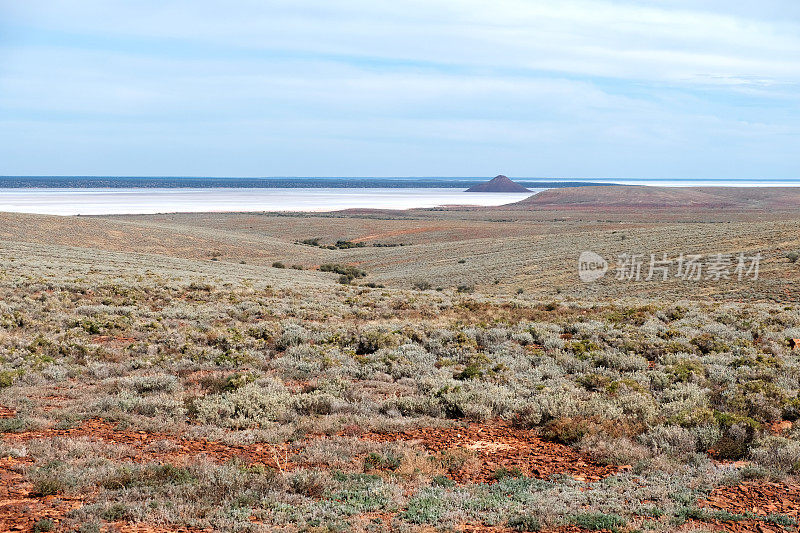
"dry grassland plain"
2,186,800,532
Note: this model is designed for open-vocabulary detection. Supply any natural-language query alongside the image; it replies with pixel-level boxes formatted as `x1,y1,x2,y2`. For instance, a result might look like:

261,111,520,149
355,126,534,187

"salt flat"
0,187,536,215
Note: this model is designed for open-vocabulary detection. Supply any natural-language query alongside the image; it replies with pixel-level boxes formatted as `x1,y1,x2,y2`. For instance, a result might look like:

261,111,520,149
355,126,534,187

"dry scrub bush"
639,425,699,458
580,435,650,466
194,379,291,428
749,436,800,474
541,416,645,446
275,322,312,350
89,391,186,423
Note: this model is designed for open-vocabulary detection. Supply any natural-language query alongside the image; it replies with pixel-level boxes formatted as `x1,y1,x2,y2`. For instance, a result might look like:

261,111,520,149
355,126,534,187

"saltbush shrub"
750,436,800,474
194,379,291,428
320,263,366,283
639,425,698,458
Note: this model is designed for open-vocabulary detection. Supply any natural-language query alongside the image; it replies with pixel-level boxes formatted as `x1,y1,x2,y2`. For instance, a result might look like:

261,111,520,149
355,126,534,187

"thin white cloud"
0,0,798,176
4,0,800,85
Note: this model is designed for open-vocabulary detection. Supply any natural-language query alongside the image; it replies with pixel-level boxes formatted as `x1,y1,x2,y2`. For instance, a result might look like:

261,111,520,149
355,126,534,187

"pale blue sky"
0,1,798,178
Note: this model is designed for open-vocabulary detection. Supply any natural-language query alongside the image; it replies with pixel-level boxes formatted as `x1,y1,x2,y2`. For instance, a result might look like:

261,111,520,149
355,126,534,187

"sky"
0,1,798,179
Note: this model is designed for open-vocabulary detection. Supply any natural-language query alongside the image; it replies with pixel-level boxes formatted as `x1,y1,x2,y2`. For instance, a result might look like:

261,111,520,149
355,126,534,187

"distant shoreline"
0,176,610,189
2,176,799,189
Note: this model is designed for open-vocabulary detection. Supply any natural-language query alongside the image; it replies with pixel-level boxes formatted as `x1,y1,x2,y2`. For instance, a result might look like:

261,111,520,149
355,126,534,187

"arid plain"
2,186,800,532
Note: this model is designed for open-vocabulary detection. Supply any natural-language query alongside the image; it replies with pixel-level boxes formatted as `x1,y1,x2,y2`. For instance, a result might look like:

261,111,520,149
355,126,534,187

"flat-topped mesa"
465,175,531,193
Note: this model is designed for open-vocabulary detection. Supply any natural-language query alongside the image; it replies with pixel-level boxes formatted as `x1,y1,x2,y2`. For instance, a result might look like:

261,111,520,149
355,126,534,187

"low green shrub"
320,263,367,283
508,515,541,532
490,466,523,481
570,512,626,532
33,519,54,532
431,475,455,487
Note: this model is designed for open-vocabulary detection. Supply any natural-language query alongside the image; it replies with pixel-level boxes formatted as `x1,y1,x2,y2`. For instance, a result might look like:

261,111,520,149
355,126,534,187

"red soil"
1,419,285,531
512,185,800,211
699,481,800,532
0,455,79,532
16,417,791,532
0,417,629,530
3,419,293,470
351,225,448,243
0,454,207,532
5,418,625,484
91,335,136,345
0,454,205,531
362,420,625,484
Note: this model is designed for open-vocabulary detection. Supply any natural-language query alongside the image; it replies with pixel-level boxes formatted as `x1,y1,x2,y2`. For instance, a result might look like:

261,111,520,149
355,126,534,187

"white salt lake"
0,188,539,216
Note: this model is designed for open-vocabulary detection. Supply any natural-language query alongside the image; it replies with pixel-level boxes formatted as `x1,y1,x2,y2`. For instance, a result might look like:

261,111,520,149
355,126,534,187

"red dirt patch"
3,419,294,471
698,481,800,532
0,455,81,531
351,226,447,243
109,526,209,533
1,419,626,530
1,454,206,531
701,480,800,516
362,420,624,484
1,420,288,531
0,453,208,532
768,420,793,434
91,335,136,345
458,525,588,533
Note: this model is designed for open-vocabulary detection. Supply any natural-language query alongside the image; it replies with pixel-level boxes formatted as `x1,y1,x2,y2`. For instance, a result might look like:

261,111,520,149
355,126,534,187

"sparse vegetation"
319,263,367,284
571,512,626,532
508,514,541,531
33,519,54,533
297,238,408,249
1,206,800,532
